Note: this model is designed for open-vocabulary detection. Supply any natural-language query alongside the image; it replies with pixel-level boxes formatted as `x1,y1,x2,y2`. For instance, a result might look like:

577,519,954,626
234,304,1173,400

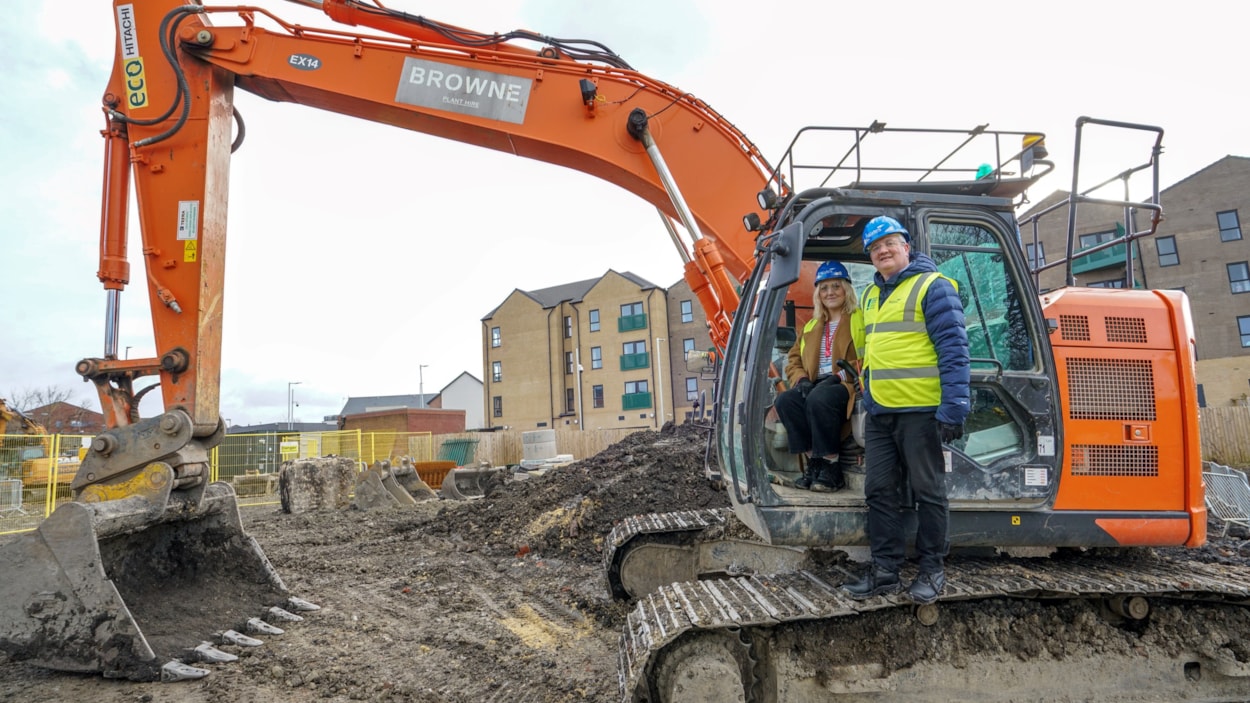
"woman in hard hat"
774,260,859,491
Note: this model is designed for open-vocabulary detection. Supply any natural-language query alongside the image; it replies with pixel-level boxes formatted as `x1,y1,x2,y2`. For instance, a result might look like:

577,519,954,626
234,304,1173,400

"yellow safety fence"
0,429,434,536
0,426,650,537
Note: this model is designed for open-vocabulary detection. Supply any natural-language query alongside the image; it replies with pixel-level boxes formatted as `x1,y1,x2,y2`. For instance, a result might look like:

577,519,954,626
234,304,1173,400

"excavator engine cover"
0,480,288,681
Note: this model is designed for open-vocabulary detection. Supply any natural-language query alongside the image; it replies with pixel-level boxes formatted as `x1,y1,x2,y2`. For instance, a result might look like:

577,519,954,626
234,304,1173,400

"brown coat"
784,311,859,423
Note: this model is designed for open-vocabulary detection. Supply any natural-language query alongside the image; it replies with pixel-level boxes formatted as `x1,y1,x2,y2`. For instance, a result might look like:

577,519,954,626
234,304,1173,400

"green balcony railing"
618,313,647,332
622,392,652,410
1072,242,1129,274
620,352,650,371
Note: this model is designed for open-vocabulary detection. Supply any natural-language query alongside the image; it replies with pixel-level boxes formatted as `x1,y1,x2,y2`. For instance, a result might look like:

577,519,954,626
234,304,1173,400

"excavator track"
603,509,729,588
619,552,1250,702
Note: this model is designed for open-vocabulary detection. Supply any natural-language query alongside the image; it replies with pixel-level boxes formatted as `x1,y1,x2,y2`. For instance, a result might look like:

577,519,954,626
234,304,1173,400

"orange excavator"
2,0,1249,699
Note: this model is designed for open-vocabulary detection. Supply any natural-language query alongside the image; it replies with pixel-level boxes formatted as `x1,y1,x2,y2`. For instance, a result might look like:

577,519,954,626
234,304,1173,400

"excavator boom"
3,0,780,682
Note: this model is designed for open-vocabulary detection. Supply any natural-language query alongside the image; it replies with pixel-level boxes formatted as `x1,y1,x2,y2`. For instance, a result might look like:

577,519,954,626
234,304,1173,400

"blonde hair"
811,277,858,326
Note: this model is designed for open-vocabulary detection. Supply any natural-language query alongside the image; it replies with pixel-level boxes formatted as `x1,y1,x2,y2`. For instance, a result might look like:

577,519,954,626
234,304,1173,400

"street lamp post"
418,365,429,408
287,381,302,430
654,337,665,428
124,346,133,360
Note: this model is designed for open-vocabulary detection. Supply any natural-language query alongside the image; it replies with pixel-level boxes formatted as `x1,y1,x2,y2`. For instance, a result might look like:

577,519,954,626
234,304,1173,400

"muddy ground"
2,422,1250,702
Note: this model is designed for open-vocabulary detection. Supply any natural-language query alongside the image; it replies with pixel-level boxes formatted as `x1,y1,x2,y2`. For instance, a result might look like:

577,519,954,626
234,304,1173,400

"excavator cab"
712,121,1198,555
722,194,1063,547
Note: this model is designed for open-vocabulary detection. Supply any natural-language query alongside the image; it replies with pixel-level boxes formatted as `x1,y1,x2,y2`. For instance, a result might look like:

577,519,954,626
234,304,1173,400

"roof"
339,394,439,416
440,371,482,392
482,270,661,319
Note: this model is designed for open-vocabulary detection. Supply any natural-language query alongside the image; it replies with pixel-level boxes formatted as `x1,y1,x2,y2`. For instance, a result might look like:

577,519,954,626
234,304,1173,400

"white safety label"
1024,467,1049,486
177,200,199,240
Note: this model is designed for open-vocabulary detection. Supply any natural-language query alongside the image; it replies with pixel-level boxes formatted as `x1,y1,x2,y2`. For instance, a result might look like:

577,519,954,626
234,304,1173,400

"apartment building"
1020,155,1250,406
480,270,715,430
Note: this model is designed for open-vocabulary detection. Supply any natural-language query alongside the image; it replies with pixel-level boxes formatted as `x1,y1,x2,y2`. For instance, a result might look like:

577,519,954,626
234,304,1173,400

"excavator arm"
87,0,776,435
0,0,781,682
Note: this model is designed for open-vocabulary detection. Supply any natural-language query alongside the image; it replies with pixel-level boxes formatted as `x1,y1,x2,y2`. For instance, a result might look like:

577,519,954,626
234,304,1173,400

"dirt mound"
420,422,729,564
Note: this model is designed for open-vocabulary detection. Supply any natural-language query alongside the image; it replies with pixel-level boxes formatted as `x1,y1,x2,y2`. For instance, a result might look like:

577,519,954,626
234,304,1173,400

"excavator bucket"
0,480,299,681
440,465,509,500
352,460,435,509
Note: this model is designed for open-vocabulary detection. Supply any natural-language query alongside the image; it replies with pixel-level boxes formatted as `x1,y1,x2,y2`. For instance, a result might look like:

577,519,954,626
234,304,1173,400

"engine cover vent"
1070,443,1159,477
1105,316,1148,344
1059,314,1090,341
1066,357,1156,421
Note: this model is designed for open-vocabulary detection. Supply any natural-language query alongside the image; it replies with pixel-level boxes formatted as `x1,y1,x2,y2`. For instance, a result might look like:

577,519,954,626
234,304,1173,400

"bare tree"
6,386,83,413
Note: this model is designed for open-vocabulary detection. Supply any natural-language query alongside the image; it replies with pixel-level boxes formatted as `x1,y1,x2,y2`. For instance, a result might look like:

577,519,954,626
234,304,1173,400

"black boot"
810,456,845,492
841,566,902,600
908,571,946,604
794,456,819,490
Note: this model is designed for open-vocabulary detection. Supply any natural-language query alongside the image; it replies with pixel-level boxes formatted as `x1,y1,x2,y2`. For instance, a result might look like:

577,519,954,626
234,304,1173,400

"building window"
493,396,503,418
686,377,698,401
683,338,696,354
1079,230,1116,250
619,302,647,332
625,380,649,394
1025,242,1046,268
1087,278,1125,289
680,300,693,323
565,351,574,374
1239,316,1250,347
623,340,647,355
1219,210,1242,242
1156,235,1178,267
491,326,501,348
492,360,502,382
564,315,573,338
591,346,602,370
589,309,600,332
592,384,604,408
1229,262,1250,294
565,388,575,413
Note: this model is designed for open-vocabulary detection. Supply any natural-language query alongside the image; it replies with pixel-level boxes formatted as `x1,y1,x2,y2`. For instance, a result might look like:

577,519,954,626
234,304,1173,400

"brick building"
481,270,715,430
1021,155,1250,406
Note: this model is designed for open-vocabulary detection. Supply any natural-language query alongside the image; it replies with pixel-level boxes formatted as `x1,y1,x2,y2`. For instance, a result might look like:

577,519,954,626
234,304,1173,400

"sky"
2,0,1246,427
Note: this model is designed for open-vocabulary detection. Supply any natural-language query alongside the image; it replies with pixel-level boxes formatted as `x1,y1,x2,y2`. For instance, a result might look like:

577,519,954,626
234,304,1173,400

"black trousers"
774,380,850,458
862,410,949,574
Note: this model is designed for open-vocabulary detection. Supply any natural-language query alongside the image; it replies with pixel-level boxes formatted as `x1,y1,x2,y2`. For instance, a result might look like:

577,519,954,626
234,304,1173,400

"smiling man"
842,215,970,605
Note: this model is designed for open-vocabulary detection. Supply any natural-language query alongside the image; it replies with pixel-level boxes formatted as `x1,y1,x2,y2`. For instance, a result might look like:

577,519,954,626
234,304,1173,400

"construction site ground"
2,422,1250,702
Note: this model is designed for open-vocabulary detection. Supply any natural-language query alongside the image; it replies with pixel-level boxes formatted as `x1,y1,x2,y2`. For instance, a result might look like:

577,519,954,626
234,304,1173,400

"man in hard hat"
842,215,970,605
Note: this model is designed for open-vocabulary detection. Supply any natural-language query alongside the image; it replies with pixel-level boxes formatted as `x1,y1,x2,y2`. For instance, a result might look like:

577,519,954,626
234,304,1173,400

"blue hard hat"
862,216,910,252
814,260,851,283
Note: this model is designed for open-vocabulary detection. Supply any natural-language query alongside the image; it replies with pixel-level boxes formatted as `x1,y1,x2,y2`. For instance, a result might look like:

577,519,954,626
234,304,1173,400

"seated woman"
774,261,859,491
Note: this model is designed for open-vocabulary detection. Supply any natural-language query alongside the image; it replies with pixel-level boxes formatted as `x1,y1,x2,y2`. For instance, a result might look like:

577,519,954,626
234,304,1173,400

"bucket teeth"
246,617,285,635
287,596,322,612
268,606,305,623
161,660,212,682
192,642,239,663
221,629,264,647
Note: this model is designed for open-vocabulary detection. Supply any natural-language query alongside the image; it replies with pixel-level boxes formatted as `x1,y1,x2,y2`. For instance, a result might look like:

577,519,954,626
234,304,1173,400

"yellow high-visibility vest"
857,272,955,408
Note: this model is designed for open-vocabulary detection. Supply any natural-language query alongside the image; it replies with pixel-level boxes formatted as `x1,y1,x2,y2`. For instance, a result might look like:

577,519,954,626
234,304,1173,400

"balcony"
622,392,652,410
618,313,647,332
620,352,650,371
1072,242,1129,274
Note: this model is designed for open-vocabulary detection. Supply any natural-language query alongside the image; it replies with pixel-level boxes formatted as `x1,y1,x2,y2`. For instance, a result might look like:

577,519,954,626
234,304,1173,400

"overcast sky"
2,0,1245,427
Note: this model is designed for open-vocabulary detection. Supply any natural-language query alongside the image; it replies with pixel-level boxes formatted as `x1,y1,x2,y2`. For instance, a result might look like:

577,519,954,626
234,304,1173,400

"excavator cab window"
924,213,1059,495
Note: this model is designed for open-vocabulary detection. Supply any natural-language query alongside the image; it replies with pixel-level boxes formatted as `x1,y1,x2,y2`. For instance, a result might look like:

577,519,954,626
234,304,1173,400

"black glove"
939,422,964,443
795,378,814,398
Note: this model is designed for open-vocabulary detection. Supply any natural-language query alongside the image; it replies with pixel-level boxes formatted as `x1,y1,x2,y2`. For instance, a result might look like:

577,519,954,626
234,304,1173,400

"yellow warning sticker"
184,240,198,262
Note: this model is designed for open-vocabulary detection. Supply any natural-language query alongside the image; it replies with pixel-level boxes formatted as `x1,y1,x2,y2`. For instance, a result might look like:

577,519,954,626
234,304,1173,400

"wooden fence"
433,428,641,467
1199,406,1250,466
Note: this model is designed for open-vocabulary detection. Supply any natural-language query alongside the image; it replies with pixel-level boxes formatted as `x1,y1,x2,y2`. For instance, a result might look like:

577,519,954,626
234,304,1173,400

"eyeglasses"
868,238,907,255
